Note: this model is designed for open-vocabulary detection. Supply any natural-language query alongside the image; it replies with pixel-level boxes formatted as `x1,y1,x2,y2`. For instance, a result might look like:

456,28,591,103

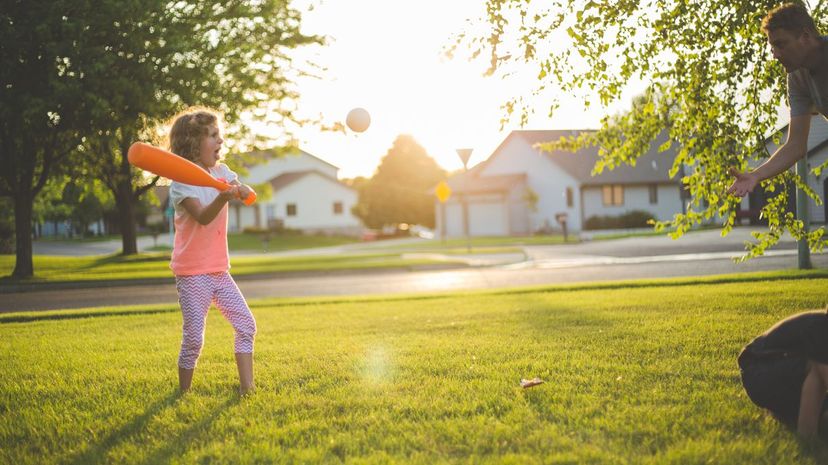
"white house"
220,149,362,235
435,129,685,237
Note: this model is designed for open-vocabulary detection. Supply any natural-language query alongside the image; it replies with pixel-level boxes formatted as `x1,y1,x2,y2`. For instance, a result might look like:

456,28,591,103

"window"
602,185,624,206
648,184,658,204
565,187,574,208
286,203,297,216
333,201,343,215
266,205,276,220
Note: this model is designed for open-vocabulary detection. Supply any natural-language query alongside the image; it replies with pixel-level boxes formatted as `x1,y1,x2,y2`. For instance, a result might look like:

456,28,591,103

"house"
435,129,685,237
152,149,363,236
232,149,363,236
740,115,828,224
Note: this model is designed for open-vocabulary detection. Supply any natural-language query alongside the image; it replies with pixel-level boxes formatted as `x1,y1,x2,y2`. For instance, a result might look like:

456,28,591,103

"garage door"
469,201,508,236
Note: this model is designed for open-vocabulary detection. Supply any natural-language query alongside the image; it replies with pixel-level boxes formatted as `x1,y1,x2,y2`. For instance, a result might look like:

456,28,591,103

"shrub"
584,210,654,230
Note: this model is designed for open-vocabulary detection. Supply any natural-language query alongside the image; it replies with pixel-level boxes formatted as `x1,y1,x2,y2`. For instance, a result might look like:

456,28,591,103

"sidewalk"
32,236,166,256
31,235,432,257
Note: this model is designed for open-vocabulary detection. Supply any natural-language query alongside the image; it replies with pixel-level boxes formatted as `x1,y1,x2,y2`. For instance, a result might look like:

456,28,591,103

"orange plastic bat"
127,142,256,206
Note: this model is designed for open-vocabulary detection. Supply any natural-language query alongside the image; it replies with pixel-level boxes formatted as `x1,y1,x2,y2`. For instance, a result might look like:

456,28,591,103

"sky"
268,0,645,179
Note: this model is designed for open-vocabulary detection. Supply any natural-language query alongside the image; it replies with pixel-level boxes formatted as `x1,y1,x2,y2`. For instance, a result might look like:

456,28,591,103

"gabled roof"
269,170,353,192
513,129,681,185
245,147,340,171
764,115,828,154
442,128,681,194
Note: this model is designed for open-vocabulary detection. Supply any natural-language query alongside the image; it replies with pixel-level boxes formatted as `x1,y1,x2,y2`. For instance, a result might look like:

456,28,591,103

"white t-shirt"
168,163,238,213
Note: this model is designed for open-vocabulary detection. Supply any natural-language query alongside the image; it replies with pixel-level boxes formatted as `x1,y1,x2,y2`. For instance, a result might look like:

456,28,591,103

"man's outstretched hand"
727,167,759,198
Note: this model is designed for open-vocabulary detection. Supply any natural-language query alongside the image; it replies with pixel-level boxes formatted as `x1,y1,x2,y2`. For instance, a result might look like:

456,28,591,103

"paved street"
5,228,825,313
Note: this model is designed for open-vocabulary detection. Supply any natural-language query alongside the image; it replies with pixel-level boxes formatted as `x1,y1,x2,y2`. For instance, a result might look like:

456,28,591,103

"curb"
0,263,474,294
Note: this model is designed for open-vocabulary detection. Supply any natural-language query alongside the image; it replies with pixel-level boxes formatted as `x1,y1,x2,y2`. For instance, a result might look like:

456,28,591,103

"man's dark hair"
762,3,819,35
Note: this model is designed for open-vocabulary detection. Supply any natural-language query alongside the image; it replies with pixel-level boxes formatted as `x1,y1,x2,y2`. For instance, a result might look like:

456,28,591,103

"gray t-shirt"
788,36,828,117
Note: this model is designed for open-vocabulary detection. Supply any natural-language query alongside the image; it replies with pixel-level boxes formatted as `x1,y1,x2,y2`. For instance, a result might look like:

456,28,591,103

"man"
730,4,828,439
728,3,827,197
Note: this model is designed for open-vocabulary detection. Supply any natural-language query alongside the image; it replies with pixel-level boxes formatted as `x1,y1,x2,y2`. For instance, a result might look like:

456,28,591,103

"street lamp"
456,148,473,252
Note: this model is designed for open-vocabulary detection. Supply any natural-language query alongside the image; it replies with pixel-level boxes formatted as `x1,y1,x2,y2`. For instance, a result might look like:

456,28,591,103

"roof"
765,115,828,154
442,128,682,194
269,170,353,192
245,147,340,171
514,129,681,185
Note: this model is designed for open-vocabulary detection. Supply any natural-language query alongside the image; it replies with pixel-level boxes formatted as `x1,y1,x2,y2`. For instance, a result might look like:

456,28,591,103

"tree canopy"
450,0,828,257
1,0,320,277
353,135,446,229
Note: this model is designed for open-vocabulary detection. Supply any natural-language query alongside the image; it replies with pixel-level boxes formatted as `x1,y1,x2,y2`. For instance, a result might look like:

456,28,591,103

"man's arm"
727,114,811,197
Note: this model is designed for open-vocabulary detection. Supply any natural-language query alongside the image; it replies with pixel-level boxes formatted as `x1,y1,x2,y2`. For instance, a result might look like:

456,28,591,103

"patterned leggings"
175,272,257,369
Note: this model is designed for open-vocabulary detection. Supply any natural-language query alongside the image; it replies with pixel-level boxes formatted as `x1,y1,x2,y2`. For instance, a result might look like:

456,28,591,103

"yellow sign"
435,181,451,203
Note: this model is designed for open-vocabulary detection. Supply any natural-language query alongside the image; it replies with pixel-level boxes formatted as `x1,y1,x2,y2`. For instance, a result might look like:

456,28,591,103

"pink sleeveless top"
168,163,237,276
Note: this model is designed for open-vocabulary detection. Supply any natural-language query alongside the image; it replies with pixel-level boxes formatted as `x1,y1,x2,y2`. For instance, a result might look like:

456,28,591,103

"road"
5,228,825,313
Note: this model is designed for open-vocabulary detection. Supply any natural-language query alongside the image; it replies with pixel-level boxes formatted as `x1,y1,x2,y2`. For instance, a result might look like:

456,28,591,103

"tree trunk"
116,177,138,255
12,190,34,278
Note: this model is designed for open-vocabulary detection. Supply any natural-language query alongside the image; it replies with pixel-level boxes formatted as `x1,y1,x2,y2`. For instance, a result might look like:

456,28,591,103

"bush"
584,210,654,230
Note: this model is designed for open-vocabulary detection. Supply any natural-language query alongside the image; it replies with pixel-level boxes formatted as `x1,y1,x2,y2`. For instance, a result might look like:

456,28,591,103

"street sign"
435,181,452,203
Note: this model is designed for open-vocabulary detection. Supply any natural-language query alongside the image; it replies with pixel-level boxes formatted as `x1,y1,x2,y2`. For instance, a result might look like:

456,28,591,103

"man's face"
767,28,809,72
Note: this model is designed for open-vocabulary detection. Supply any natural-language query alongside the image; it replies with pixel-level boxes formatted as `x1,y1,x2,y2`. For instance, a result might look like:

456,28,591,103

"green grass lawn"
2,274,828,463
227,232,359,251
0,252,466,283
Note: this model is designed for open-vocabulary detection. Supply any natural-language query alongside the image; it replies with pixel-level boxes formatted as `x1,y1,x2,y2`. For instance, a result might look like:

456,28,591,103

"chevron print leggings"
175,272,257,369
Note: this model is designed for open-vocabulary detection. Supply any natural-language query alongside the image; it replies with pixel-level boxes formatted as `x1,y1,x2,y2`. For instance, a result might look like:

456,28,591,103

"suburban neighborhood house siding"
226,149,363,235
267,173,359,232
243,150,339,185
809,147,828,223
435,129,685,237
758,115,828,224
479,134,583,232
582,183,682,221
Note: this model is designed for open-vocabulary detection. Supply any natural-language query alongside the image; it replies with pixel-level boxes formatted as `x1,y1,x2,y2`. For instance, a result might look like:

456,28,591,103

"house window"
333,201,343,215
286,203,297,216
565,187,574,208
602,185,624,206
648,184,658,204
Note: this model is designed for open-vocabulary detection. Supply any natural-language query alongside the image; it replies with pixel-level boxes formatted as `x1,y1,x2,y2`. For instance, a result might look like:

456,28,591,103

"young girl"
167,108,257,395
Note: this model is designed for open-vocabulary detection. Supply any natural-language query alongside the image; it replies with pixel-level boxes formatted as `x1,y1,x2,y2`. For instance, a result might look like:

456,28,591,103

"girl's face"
197,124,223,168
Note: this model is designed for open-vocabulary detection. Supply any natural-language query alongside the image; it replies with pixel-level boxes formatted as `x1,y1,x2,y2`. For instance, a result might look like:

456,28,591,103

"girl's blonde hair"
167,107,223,163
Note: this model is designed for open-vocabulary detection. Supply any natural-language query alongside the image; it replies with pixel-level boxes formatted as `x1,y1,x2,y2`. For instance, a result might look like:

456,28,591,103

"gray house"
740,115,828,225
436,129,685,237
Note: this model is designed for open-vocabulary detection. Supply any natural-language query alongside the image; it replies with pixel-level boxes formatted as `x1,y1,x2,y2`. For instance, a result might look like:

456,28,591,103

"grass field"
227,232,359,251
2,274,828,464
0,252,467,284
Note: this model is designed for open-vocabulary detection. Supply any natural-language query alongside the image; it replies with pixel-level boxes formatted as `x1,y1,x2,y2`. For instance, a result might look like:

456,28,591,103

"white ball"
346,108,371,133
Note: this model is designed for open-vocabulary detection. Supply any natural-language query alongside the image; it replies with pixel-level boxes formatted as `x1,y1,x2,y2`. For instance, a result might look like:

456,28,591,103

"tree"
74,0,320,256
1,1,90,277
450,0,828,257
1,0,321,277
353,135,446,229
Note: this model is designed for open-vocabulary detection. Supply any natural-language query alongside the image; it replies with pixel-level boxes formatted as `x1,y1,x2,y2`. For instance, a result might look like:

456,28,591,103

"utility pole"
795,157,812,269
